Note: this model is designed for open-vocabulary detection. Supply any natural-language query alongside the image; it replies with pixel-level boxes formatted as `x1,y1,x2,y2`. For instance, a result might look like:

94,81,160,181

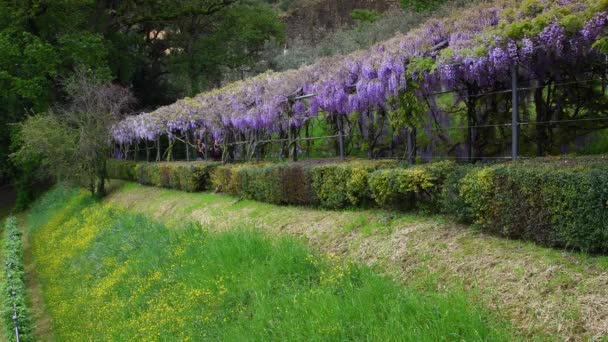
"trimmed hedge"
211,160,397,207
134,162,220,192
308,161,398,208
457,162,608,252
106,160,220,192
368,161,454,211
108,157,608,252
106,160,138,181
1,216,33,342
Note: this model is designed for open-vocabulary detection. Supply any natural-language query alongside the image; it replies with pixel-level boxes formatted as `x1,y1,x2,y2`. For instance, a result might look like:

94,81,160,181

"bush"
439,164,477,222
132,162,220,192
210,164,252,195
211,160,397,208
458,162,608,252
239,164,315,205
368,161,455,211
211,163,315,205
106,160,138,181
308,160,398,209
1,216,33,342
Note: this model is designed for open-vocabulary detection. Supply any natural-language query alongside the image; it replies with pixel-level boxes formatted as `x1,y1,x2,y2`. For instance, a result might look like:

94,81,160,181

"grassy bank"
102,181,608,339
26,186,512,340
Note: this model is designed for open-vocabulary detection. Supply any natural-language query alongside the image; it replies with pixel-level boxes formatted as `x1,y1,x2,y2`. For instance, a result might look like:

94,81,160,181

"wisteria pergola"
112,0,608,163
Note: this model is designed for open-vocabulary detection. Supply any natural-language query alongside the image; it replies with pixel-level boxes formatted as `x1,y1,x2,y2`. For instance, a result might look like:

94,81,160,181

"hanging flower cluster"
112,0,608,148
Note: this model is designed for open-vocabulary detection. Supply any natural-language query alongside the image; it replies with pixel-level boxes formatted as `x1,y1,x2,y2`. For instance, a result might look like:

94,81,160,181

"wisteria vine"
112,0,608,161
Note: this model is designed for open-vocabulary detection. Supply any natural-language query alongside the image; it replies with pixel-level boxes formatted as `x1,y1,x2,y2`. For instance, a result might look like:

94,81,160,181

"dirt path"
105,181,608,340
21,213,54,341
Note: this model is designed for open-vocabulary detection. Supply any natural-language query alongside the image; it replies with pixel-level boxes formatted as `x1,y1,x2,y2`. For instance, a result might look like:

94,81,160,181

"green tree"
0,0,285,190
11,69,134,197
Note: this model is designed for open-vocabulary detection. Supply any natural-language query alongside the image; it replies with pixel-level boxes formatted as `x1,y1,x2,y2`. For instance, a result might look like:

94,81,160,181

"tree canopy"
0,0,285,185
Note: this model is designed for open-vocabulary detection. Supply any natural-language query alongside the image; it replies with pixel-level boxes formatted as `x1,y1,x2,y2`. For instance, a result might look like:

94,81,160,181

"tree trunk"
466,98,475,162
534,85,548,156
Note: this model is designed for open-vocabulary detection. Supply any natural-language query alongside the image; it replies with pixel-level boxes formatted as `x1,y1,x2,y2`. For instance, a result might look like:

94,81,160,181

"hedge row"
1,216,33,342
211,160,403,208
209,160,461,210
107,160,220,192
107,158,608,252
444,162,608,253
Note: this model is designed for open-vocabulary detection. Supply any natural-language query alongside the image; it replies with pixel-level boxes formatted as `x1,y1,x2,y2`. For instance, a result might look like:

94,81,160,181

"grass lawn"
25,186,512,340
100,181,608,339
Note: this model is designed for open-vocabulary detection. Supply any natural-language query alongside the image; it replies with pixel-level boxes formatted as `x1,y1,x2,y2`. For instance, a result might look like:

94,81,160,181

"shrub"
308,160,398,209
439,164,477,222
211,163,315,204
1,216,33,342
106,160,138,181
211,160,397,208
211,164,255,195
133,162,220,192
369,161,455,211
459,162,608,252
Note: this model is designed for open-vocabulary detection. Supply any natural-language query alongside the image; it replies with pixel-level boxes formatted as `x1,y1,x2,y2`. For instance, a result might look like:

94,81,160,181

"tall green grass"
28,186,513,341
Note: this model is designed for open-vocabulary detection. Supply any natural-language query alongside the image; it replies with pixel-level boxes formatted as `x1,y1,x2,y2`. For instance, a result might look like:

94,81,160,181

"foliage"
11,70,134,197
368,161,453,210
119,156,608,253
271,1,480,71
134,162,221,192
458,161,608,252
0,0,285,187
166,2,284,95
10,115,78,182
233,163,313,204
105,160,138,182
210,160,397,207
439,164,477,222
1,216,33,342
351,9,381,25
401,0,448,13
112,0,608,164
27,187,512,341
308,161,397,208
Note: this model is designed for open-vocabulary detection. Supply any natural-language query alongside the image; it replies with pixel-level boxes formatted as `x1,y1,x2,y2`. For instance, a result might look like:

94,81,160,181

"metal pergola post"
511,63,519,161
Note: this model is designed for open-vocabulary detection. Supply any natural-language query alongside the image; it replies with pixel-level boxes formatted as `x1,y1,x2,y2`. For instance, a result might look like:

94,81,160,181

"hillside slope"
25,185,511,340
282,0,397,43
100,181,608,339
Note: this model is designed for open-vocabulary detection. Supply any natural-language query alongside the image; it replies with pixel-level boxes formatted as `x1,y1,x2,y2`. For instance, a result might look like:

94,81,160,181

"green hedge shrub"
439,164,478,222
307,160,398,209
211,163,316,205
106,160,138,181
211,160,397,207
368,161,455,211
109,157,608,253
1,216,33,342
459,162,608,252
211,164,256,196
133,162,220,192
